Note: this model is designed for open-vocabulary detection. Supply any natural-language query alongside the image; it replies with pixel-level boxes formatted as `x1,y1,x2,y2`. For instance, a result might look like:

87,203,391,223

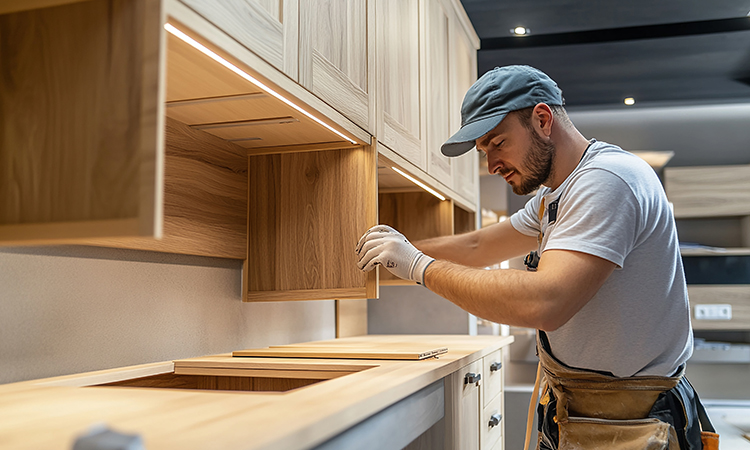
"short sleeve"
510,194,543,237
544,169,640,268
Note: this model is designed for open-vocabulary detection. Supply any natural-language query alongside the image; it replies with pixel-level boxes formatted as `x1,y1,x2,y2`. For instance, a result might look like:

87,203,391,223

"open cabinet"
0,0,377,304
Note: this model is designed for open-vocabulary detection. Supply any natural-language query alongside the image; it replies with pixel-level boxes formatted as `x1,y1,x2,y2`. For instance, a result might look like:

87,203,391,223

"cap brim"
440,113,508,157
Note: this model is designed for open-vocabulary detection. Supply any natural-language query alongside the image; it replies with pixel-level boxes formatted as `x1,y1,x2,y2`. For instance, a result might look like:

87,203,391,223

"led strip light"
165,23,358,145
391,167,446,201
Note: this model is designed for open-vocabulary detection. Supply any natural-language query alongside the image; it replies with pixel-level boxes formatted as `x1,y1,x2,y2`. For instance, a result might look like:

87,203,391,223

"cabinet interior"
93,371,336,393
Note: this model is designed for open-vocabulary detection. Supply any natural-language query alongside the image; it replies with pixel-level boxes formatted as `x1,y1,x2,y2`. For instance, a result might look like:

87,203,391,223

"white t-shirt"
510,140,693,377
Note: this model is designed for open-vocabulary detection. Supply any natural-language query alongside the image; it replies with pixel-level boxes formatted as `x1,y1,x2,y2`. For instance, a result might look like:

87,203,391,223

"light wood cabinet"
0,0,164,243
446,359,483,449
688,285,750,331
0,0,480,303
423,0,453,187
298,0,375,134
375,0,425,169
179,0,299,80
449,9,480,204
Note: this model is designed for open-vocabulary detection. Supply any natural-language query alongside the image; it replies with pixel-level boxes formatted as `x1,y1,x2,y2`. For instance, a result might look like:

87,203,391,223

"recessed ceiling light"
511,26,530,36
624,97,636,106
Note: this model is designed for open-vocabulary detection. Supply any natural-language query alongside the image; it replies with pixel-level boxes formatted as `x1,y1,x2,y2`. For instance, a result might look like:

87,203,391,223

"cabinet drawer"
481,388,504,450
482,348,504,407
689,285,750,330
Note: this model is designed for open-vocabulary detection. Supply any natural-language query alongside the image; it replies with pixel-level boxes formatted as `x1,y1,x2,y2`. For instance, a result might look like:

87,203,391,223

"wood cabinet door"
299,0,375,134
0,0,164,243
180,0,299,80
446,359,482,450
376,0,425,169
450,14,479,205
424,0,453,187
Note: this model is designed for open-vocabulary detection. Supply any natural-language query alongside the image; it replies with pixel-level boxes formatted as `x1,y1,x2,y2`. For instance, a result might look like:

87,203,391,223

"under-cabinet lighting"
164,23,358,145
624,97,636,106
391,167,446,201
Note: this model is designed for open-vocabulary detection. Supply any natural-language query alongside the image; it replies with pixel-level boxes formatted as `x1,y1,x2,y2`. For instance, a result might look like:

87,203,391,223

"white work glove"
355,225,435,285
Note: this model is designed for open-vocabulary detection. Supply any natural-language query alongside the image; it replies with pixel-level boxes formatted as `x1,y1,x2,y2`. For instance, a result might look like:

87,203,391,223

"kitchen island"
0,335,513,450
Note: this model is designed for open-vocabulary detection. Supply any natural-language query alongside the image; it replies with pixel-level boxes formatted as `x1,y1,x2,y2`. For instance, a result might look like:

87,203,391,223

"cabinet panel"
482,348,504,407
246,144,378,301
77,118,247,259
445,359,482,450
688,285,750,330
180,0,299,80
664,165,750,218
378,192,453,284
424,0,452,186
299,0,374,133
481,390,504,450
376,0,424,168
0,0,164,243
450,14,479,203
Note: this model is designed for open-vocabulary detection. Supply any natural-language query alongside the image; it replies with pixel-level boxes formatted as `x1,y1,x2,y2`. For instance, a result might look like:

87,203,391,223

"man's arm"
415,219,537,267
423,249,616,331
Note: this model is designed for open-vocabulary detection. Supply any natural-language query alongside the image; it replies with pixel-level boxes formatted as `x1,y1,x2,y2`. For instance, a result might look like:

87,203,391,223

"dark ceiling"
460,0,750,108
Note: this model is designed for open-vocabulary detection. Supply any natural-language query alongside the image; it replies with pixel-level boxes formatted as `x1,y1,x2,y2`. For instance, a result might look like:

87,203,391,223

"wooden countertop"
0,335,513,450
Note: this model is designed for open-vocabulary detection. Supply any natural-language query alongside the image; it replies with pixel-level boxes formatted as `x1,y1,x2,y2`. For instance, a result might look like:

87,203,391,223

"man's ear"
533,103,554,137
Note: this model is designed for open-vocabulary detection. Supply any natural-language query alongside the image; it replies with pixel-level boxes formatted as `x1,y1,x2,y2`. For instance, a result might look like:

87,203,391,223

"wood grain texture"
664,165,750,218
232,347,447,360
0,0,164,241
165,30,350,149
0,0,90,14
179,0,297,78
0,335,513,450
175,366,355,380
454,205,476,236
424,0,453,187
77,118,248,259
379,192,454,283
166,0,370,145
376,0,424,168
299,0,373,133
165,31,260,102
100,372,320,392
247,144,377,301
689,285,750,330
450,16,479,204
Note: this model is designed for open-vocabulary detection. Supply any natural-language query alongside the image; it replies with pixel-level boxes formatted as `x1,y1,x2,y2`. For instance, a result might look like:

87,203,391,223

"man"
356,66,717,449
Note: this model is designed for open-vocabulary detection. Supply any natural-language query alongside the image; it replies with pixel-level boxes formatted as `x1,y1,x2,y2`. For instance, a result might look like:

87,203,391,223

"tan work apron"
526,332,684,450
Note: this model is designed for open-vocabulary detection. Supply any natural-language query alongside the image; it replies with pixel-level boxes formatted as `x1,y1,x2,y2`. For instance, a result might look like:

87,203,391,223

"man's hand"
355,225,435,285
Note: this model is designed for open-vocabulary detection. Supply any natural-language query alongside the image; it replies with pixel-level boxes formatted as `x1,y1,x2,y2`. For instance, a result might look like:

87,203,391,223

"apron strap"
524,361,543,450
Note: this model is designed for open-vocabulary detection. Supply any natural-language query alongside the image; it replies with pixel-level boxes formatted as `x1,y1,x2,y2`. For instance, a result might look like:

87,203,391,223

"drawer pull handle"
490,362,502,372
489,413,503,428
464,372,481,385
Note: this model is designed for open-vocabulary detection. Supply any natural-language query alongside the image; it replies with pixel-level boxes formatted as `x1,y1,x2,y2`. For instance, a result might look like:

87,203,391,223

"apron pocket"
559,417,679,450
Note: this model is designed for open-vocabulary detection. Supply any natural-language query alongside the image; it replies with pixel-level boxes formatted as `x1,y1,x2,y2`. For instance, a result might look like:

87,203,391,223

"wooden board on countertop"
233,346,448,360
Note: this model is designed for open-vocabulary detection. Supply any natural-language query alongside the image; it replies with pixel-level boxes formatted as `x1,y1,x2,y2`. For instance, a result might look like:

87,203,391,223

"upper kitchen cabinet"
179,0,299,80
449,2,480,205
375,0,425,170
0,0,165,244
423,0,453,188
298,0,375,134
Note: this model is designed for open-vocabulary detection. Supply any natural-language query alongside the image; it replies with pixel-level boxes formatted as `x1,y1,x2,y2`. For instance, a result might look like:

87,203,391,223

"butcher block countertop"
0,335,513,450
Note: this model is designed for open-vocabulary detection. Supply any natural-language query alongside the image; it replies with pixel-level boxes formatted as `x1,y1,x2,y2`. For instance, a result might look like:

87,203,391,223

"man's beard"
511,131,555,195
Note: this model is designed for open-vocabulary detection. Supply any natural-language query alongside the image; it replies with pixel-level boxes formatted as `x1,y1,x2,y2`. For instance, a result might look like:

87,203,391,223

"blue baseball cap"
441,65,564,157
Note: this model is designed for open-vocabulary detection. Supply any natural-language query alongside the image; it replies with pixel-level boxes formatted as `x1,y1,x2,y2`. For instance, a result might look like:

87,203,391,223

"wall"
0,245,335,385
568,102,750,167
